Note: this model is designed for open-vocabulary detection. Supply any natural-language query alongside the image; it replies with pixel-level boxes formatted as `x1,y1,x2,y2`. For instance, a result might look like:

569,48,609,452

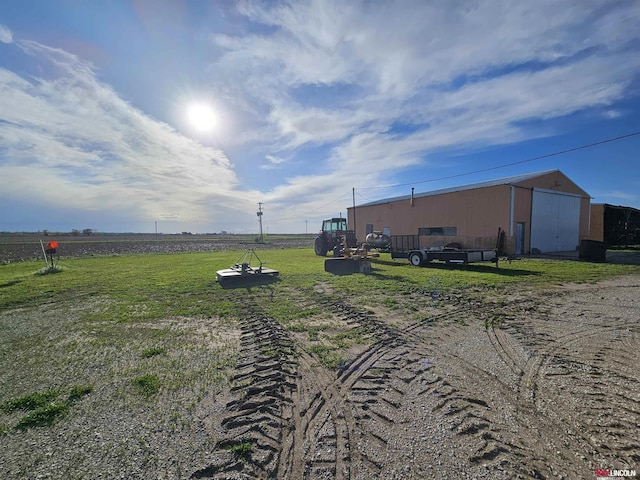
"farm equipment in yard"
216,249,279,285
314,218,357,256
390,230,501,268
324,238,377,274
365,231,391,251
406,247,498,267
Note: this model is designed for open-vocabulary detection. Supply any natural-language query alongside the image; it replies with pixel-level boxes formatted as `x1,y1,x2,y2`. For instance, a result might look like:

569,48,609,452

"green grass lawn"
2,248,638,311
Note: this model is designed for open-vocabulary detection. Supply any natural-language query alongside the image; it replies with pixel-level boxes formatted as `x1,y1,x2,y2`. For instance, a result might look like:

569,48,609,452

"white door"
516,223,525,255
530,189,581,252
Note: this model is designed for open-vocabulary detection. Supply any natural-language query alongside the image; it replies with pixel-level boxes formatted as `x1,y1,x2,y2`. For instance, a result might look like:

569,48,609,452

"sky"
1,0,639,234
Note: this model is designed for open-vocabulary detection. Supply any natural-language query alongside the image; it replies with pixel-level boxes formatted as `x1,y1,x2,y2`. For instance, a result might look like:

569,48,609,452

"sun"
187,104,217,132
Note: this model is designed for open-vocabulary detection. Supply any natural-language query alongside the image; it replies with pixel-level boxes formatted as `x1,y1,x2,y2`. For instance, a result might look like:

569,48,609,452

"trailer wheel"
409,252,423,266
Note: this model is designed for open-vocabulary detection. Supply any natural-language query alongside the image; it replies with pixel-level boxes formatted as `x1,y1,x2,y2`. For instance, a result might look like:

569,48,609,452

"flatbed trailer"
390,235,499,267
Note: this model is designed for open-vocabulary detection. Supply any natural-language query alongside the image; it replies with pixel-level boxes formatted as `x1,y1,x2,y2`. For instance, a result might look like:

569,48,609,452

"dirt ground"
186,275,639,480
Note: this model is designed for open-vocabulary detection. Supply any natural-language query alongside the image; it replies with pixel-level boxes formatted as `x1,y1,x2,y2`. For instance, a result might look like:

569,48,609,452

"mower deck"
216,249,279,285
216,265,280,282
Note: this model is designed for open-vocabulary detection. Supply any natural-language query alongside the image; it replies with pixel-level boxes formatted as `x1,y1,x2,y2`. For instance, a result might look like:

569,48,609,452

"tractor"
314,217,357,256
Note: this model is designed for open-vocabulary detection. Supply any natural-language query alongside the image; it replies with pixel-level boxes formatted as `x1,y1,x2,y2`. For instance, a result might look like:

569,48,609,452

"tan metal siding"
350,185,511,251
348,170,591,255
512,170,589,197
514,186,532,254
589,204,605,242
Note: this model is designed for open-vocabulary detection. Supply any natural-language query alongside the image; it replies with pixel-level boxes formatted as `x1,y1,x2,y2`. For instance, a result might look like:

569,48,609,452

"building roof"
356,169,577,208
594,203,640,213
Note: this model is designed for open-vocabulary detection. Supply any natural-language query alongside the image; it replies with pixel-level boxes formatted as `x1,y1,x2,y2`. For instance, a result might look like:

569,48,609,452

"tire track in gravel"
287,323,390,479
283,294,471,478
190,292,406,480
191,314,298,479
484,319,526,378
400,296,640,478
518,319,640,467
327,282,640,477
307,295,409,477
192,280,639,479
398,306,554,478
285,292,484,477
288,350,354,480
314,295,535,477
307,293,542,477
270,288,405,476
482,293,640,470
517,322,634,404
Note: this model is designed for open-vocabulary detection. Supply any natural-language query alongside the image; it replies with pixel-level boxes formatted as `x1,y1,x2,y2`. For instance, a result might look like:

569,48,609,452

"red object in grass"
45,241,58,254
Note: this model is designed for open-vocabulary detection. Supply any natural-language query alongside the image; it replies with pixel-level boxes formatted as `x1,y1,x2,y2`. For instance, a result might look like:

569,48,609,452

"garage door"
530,188,581,253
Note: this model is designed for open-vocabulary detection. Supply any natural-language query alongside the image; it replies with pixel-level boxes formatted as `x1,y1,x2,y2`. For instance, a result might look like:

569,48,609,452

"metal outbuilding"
347,169,591,255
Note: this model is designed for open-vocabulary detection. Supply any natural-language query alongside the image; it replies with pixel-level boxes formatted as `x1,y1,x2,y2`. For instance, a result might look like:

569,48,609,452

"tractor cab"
314,217,357,256
322,218,348,240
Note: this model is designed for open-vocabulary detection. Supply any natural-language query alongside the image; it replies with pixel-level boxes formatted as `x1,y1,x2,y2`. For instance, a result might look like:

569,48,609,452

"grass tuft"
484,314,506,330
223,440,254,462
141,346,166,358
2,389,59,412
16,402,69,429
35,265,64,276
133,374,161,396
2,386,92,431
67,384,93,402
260,344,294,359
286,323,327,341
309,344,344,369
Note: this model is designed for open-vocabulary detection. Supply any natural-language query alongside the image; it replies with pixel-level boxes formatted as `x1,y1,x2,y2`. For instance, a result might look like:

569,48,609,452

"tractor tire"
409,251,424,267
314,236,328,256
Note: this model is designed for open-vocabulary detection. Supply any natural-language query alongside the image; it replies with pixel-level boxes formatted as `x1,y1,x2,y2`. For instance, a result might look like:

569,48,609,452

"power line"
266,190,354,225
355,190,375,204
254,130,640,227
359,130,640,190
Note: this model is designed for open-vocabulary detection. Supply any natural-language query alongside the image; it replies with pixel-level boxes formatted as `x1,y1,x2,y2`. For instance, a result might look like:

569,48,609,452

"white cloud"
0,24,13,44
213,1,640,154
259,154,287,170
0,41,255,228
231,1,639,95
2,1,640,231
203,0,640,228
603,110,622,119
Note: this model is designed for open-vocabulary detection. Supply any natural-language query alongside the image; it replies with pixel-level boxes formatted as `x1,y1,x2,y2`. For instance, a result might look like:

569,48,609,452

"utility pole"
305,220,308,236
352,187,357,234
257,202,264,243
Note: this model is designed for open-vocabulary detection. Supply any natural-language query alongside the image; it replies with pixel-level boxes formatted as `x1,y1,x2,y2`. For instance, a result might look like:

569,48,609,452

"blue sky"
1,1,639,234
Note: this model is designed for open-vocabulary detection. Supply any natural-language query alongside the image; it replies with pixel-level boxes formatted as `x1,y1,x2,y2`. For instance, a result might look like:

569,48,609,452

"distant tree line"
43,229,95,236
